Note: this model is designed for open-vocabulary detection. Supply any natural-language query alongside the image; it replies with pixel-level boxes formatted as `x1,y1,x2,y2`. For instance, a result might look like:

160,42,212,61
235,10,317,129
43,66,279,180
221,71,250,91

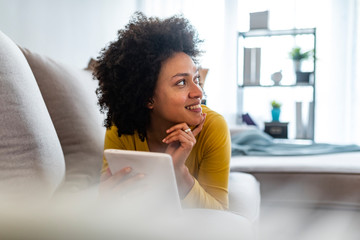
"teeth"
186,104,201,110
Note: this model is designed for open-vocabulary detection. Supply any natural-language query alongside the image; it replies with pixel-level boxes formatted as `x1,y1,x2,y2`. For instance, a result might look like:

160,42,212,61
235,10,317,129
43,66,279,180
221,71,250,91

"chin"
186,117,203,127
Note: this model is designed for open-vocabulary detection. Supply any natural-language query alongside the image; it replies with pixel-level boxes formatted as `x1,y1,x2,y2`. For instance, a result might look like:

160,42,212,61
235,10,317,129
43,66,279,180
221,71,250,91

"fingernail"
162,138,166,143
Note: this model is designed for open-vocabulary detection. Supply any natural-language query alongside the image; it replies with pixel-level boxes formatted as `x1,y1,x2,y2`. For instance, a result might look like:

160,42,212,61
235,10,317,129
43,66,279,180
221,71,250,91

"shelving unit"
237,28,316,140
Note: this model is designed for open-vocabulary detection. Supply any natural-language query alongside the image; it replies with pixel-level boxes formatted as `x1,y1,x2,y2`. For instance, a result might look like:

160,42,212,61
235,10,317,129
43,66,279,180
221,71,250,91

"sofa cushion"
20,47,105,194
0,31,65,201
228,172,260,223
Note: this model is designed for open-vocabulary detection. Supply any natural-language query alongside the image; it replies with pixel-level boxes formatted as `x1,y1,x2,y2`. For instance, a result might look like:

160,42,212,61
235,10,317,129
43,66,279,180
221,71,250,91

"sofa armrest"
228,172,261,223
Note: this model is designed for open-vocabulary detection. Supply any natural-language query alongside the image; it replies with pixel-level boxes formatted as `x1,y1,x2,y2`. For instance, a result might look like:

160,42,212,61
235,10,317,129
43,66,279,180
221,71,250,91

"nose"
189,80,203,99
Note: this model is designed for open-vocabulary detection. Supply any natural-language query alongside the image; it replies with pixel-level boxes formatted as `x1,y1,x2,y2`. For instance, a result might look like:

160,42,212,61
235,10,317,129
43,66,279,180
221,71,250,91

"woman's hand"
162,113,206,197
98,167,145,202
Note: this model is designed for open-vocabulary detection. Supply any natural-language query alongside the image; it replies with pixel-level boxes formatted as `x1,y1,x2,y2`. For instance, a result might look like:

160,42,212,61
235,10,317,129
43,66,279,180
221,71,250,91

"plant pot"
293,60,302,72
271,108,281,122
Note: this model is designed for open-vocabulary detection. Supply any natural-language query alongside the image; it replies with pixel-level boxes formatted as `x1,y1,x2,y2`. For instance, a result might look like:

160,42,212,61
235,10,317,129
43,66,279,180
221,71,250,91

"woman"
94,12,230,210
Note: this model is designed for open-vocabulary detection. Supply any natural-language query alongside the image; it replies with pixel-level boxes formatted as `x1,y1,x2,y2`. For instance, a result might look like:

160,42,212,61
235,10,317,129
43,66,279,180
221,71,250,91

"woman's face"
150,52,203,127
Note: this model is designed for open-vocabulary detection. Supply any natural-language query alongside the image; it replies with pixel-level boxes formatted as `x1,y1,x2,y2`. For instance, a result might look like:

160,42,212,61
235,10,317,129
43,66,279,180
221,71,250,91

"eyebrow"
171,68,199,79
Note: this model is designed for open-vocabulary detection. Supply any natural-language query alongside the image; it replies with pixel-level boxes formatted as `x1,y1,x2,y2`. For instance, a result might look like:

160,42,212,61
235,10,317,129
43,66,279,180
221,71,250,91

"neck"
146,118,172,153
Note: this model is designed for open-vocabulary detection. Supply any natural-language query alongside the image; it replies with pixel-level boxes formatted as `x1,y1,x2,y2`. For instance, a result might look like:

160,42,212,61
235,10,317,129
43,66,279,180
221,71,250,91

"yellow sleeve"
101,126,127,173
182,110,231,210
182,178,226,210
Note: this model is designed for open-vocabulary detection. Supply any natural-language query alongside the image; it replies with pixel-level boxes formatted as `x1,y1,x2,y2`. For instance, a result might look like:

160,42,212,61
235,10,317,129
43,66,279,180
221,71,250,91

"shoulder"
201,105,229,132
104,125,139,150
194,106,231,164
197,105,230,147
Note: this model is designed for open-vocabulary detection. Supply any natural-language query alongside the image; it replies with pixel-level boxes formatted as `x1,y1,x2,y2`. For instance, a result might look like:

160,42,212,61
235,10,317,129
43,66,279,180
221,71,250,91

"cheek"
159,93,185,106
171,93,187,104
154,89,188,109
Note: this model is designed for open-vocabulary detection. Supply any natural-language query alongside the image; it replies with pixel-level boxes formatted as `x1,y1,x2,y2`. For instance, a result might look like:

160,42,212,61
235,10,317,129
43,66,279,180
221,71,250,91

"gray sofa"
0,30,260,239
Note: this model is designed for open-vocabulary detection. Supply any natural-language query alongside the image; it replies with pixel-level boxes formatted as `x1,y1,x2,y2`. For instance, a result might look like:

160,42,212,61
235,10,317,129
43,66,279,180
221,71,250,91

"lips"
185,104,201,110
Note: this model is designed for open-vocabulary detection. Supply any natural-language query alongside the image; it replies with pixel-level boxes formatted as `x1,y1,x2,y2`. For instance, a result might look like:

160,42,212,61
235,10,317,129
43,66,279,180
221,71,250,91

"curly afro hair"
94,12,203,141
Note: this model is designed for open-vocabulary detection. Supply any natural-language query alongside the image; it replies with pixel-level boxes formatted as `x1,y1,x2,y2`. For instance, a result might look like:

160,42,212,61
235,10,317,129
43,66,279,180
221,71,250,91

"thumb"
192,113,206,137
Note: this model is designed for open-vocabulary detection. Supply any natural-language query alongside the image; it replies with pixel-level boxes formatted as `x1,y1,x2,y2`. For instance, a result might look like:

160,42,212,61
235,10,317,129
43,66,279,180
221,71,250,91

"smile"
185,104,201,110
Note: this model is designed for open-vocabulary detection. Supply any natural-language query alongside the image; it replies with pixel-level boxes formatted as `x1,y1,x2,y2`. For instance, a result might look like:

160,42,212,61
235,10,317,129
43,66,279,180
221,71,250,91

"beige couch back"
0,31,65,201
0,30,105,201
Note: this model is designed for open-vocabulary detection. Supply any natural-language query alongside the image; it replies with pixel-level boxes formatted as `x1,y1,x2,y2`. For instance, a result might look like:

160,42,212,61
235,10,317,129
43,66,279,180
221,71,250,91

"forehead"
159,52,197,77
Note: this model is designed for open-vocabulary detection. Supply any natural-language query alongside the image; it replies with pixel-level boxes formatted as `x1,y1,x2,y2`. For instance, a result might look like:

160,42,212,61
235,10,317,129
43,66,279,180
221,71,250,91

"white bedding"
231,151,360,174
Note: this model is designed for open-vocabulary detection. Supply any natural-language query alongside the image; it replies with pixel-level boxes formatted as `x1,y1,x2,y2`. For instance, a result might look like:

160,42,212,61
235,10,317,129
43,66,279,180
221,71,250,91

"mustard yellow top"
101,105,231,210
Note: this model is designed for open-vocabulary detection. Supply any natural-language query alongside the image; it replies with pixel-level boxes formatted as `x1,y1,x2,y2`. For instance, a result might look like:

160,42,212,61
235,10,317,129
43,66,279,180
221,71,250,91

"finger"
101,166,132,190
166,123,190,134
163,134,195,150
113,166,132,178
191,113,206,137
165,134,194,146
163,128,192,139
163,129,193,144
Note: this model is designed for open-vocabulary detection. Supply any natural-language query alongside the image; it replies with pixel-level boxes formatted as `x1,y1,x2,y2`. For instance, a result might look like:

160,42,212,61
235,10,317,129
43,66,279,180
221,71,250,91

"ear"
147,98,154,109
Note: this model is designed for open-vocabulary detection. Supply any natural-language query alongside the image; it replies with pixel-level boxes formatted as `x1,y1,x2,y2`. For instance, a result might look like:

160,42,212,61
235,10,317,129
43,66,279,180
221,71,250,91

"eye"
176,79,186,86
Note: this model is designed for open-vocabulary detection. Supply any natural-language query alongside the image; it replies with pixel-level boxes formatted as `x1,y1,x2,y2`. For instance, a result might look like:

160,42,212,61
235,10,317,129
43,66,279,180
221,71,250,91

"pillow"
0,31,65,202
20,47,105,194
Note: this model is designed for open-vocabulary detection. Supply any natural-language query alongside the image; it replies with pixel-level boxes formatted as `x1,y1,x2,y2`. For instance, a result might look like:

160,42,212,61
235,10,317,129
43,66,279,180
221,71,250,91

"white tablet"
104,149,181,212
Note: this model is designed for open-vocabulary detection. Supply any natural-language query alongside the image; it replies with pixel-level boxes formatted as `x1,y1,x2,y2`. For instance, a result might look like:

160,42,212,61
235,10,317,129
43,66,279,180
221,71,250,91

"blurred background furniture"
237,28,316,140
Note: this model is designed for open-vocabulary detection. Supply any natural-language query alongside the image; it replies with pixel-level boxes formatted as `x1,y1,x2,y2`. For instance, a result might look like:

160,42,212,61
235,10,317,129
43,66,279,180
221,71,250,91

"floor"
258,202,360,240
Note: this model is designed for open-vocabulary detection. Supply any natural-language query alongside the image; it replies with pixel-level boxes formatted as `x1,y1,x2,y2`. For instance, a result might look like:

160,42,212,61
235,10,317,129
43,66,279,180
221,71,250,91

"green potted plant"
271,100,281,122
289,47,312,72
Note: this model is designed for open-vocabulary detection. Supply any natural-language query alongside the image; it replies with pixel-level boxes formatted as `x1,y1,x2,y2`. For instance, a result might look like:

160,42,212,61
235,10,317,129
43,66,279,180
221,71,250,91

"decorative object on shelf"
271,100,281,122
295,71,313,84
271,70,282,85
249,11,269,30
295,102,304,139
295,101,314,139
242,113,258,126
264,122,288,138
289,47,312,72
243,48,261,85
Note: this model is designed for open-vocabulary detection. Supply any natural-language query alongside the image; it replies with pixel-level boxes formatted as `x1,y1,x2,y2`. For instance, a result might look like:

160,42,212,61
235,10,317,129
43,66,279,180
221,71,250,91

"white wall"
0,0,136,68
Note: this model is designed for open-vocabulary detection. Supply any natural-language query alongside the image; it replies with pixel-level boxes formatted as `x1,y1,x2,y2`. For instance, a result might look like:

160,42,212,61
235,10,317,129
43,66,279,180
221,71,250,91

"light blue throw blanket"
231,129,360,156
